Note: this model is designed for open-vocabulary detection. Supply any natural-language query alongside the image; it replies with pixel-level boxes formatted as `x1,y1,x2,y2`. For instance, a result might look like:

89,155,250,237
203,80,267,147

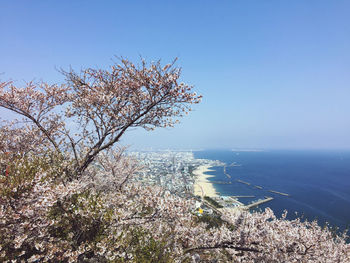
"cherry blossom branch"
183,243,261,254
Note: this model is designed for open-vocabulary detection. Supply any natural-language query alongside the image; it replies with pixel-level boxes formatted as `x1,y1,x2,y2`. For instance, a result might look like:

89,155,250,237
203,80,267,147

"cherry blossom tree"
0,58,201,178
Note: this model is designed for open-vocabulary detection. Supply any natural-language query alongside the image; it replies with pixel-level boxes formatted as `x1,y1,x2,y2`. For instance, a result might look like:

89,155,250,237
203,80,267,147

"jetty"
254,185,263,189
268,190,290,196
223,166,231,178
244,196,274,210
229,162,241,167
231,195,255,198
236,179,251,185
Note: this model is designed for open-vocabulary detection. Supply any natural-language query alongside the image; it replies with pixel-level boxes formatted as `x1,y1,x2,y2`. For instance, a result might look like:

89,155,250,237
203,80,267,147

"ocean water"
194,150,350,232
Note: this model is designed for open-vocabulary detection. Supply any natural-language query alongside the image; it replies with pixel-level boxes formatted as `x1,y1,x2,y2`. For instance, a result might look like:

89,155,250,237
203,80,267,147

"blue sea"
194,150,350,232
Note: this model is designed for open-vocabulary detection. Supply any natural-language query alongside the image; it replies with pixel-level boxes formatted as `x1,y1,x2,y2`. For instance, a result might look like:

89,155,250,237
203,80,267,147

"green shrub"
204,196,223,208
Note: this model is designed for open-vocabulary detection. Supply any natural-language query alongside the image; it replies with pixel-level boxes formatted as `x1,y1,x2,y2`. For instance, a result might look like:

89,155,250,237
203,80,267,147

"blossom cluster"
1,151,349,262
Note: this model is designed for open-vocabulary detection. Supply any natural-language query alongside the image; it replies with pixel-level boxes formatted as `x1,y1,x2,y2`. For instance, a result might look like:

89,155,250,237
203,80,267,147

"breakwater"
268,190,290,196
236,179,251,185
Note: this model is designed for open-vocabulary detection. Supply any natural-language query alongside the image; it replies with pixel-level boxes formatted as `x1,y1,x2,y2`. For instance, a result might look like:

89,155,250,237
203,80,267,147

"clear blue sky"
1,1,350,150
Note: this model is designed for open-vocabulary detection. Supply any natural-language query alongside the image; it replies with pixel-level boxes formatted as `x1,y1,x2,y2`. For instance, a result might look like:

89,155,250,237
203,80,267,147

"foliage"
119,228,175,263
196,214,225,230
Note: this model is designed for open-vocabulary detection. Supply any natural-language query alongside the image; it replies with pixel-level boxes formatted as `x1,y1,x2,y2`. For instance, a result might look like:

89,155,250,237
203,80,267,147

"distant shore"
193,165,218,197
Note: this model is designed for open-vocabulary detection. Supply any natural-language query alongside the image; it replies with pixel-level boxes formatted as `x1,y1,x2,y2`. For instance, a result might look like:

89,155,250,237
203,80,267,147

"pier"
244,196,274,210
268,190,290,196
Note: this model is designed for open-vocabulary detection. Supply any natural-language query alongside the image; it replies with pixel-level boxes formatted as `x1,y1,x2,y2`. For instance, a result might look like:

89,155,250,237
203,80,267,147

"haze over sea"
194,150,350,232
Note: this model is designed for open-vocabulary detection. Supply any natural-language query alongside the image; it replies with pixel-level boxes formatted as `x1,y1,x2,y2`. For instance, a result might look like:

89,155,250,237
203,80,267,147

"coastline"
193,165,218,197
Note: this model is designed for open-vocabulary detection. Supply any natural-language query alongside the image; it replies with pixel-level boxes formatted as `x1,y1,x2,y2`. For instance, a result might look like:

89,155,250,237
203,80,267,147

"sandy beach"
193,165,218,197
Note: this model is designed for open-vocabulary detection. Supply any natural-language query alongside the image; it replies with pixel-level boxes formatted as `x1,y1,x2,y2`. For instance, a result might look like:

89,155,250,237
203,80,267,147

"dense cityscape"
128,151,223,197
127,151,261,215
